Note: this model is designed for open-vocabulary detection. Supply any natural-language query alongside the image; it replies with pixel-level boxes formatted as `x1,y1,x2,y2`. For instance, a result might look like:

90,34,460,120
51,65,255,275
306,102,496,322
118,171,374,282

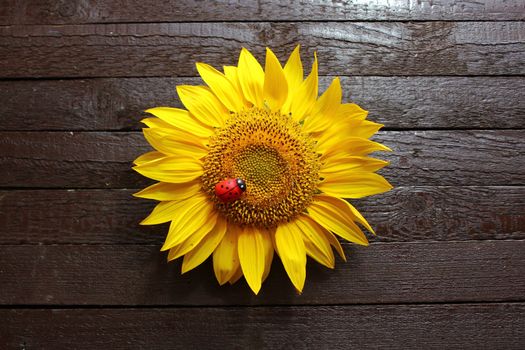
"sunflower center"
233,144,289,206
201,107,320,227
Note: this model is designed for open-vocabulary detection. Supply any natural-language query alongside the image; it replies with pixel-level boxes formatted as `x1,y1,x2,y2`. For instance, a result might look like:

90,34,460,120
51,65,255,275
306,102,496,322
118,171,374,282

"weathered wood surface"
1,130,523,188
1,22,524,78
0,241,523,305
3,303,525,350
2,76,524,131
1,0,524,348
2,0,524,24
1,187,523,245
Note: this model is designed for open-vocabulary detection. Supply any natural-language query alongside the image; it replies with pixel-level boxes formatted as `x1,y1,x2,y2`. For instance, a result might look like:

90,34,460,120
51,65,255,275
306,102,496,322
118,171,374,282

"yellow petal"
176,85,227,127
290,52,318,122
319,137,392,159
283,45,303,94
237,48,265,107
223,65,250,107
140,117,175,130
347,202,375,235
260,227,275,283
319,171,393,199
133,151,164,166
181,215,228,274
295,215,334,269
308,196,369,246
321,156,389,175
213,228,239,285
281,45,303,114
145,107,213,138
140,200,185,225
344,120,384,139
275,220,307,293
196,62,244,112
142,116,209,141
337,103,368,121
133,156,203,184
263,47,288,111
161,194,214,250
166,210,218,261
311,195,375,235
228,264,244,285
238,226,266,294
133,180,201,201
303,77,341,133
142,128,208,158
321,230,346,261
316,119,383,148
141,116,210,143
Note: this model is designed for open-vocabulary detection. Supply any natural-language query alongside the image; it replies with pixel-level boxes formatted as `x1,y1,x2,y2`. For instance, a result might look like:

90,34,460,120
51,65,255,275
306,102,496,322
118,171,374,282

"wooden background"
1,1,524,348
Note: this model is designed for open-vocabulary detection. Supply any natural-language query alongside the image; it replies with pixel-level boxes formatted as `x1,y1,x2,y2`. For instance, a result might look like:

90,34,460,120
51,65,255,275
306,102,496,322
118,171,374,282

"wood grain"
2,0,524,24
2,303,525,350
2,76,524,131
1,22,524,78
1,187,523,245
1,130,523,188
0,241,523,306
1,0,523,347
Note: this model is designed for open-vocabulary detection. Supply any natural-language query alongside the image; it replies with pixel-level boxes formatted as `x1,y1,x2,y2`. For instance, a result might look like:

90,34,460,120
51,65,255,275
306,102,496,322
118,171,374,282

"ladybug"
214,178,246,203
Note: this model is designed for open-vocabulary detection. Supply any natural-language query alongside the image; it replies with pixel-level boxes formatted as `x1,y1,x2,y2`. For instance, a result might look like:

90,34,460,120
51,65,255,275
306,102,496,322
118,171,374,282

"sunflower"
133,46,392,294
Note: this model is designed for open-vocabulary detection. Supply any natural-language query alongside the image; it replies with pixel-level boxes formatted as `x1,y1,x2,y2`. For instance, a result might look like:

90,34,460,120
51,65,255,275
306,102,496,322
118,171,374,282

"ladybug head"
236,178,247,192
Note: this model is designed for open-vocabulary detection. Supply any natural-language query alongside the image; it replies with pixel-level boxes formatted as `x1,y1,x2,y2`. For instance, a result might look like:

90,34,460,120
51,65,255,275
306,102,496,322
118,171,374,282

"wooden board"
0,241,523,306
1,1,524,348
1,186,523,245
1,22,524,78
2,0,524,24
3,304,525,349
2,76,524,131
1,130,523,188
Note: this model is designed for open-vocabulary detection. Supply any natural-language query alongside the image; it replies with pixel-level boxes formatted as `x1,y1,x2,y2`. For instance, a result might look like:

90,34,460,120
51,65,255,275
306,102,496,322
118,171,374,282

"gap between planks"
1,300,524,310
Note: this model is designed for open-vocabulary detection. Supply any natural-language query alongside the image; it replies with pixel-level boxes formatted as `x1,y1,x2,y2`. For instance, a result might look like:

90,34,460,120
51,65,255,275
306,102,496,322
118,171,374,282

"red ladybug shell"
214,178,246,203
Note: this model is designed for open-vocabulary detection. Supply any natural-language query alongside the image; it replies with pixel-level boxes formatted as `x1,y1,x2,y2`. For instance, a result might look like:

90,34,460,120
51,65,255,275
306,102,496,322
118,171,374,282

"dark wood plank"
0,131,147,188
0,241,523,305
1,22,524,78
2,304,524,350
1,0,524,24
384,130,525,186
1,130,523,188
355,186,525,242
2,76,524,131
1,187,523,245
